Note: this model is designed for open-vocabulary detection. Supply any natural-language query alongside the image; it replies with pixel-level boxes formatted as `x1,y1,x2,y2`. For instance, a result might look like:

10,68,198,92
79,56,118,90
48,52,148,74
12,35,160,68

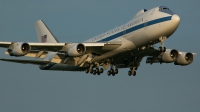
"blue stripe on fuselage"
98,16,172,42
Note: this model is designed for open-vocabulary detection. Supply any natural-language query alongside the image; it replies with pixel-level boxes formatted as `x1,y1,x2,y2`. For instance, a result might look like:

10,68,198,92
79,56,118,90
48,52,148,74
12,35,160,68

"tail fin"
35,20,59,43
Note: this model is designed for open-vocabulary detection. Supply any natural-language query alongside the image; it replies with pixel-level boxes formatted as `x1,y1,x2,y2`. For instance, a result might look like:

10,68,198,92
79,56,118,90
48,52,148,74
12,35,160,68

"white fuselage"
86,6,180,61
42,6,180,71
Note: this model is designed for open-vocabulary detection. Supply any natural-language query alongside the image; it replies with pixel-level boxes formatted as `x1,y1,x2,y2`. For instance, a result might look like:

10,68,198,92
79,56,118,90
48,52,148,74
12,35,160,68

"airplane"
0,6,196,76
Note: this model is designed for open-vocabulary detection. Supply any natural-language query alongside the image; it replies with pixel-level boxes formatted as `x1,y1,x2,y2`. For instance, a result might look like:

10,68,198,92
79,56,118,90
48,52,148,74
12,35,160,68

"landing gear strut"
158,36,167,52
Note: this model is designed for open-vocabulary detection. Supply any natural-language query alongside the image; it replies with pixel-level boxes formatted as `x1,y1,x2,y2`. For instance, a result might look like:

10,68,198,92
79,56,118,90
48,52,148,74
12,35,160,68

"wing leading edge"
0,41,122,56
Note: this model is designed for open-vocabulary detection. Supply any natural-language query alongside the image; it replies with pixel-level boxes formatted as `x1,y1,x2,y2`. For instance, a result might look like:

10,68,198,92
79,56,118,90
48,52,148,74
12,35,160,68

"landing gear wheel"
100,68,104,73
133,71,136,76
93,70,96,75
112,73,115,76
95,68,100,75
107,70,111,76
90,69,93,74
128,71,132,76
158,47,162,52
163,47,166,52
135,67,138,70
110,69,114,73
115,69,118,74
85,69,89,74
96,68,99,73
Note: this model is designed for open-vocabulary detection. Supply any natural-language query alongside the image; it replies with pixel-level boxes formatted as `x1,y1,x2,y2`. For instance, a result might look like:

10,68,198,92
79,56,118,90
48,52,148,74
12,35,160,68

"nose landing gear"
128,66,137,76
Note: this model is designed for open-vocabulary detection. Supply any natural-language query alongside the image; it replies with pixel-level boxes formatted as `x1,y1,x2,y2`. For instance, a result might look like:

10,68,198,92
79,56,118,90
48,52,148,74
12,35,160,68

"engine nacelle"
161,49,179,63
174,52,194,65
67,43,86,57
146,49,179,64
7,42,31,56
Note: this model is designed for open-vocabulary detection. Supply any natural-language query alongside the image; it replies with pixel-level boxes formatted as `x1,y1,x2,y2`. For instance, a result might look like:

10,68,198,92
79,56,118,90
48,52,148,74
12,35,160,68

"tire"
100,68,104,73
107,70,111,76
128,71,132,76
85,69,89,74
93,70,96,75
133,71,136,76
135,66,138,70
112,73,115,76
163,47,166,52
96,68,99,73
158,47,162,52
115,69,118,74
90,69,93,74
110,69,114,74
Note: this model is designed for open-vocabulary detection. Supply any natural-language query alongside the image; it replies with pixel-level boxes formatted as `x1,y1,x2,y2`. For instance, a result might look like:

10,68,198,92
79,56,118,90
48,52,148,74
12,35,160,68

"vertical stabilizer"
35,20,59,43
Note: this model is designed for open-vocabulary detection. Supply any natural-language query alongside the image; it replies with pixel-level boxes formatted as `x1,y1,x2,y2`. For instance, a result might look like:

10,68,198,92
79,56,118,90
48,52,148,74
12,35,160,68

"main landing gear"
85,67,104,75
107,65,118,76
128,66,137,76
85,64,104,75
85,63,119,76
126,55,143,76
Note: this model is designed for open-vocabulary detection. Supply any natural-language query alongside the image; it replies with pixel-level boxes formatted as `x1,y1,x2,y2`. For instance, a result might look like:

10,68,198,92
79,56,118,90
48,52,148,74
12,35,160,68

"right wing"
0,41,122,57
0,58,50,65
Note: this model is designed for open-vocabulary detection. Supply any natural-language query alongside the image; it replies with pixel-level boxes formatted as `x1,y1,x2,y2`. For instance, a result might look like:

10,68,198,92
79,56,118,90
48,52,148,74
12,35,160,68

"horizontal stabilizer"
0,58,50,65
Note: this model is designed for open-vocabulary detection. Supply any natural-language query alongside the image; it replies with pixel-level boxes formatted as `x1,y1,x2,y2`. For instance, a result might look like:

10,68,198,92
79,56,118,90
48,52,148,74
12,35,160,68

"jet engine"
67,43,86,57
174,52,194,65
146,49,179,64
161,49,179,63
7,42,31,56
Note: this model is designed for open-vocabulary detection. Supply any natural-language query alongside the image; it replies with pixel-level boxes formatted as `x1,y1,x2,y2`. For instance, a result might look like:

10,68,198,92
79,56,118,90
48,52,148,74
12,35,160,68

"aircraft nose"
172,14,180,24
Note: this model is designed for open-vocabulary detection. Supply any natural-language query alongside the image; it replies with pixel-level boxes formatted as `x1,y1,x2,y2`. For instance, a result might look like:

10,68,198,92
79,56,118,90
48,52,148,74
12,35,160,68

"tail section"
35,20,59,43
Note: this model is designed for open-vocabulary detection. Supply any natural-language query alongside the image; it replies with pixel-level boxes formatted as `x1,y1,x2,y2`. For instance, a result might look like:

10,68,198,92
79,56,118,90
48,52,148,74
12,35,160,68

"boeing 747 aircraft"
0,6,196,76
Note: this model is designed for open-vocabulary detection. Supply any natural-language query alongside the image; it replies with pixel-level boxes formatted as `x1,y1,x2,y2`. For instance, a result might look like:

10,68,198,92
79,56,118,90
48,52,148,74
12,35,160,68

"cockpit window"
159,7,169,11
158,6,174,15
163,7,169,10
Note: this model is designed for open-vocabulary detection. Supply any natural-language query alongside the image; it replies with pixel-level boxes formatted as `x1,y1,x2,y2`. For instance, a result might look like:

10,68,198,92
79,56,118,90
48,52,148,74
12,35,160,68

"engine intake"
8,42,31,56
161,49,178,63
174,52,194,65
67,43,86,57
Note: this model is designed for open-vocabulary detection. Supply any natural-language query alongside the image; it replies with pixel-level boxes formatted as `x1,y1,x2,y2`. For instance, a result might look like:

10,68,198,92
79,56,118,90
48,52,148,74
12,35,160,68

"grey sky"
0,0,199,112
